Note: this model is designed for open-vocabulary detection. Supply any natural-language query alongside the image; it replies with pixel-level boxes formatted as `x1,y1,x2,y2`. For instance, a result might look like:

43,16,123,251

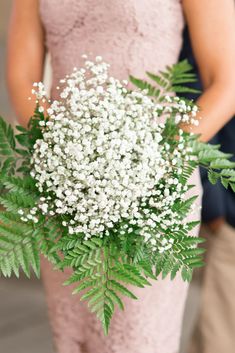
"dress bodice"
38,4,204,353
39,0,184,97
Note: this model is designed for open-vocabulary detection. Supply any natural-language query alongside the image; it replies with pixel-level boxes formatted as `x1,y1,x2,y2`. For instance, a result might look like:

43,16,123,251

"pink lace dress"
39,1,202,352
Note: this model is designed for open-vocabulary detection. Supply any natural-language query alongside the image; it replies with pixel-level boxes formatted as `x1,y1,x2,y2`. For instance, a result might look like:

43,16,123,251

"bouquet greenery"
0,56,235,334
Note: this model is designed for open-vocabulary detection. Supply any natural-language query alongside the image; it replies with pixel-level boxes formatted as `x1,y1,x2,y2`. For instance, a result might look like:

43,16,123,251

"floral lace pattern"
41,250,199,353
39,0,184,97
39,1,202,352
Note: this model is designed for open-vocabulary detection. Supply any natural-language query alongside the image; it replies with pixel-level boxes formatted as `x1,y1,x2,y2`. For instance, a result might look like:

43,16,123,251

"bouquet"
1,56,235,334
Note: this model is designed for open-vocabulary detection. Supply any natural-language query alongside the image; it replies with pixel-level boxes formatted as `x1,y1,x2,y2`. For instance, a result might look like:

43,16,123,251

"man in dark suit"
179,27,235,353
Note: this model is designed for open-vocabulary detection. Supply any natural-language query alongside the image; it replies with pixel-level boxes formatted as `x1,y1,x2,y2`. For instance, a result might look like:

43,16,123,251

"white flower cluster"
18,207,38,223
162,95,200,127
29,56,200,246
31,56,171,239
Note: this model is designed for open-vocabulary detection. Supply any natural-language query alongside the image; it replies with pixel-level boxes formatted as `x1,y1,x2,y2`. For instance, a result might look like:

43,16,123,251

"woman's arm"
182,0,235,142
7,0,45,127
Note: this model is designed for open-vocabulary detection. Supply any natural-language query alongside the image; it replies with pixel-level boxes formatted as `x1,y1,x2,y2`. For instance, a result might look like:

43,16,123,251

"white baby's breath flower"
30,56,195,244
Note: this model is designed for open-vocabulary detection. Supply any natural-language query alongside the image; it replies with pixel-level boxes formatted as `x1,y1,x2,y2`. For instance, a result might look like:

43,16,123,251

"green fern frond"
130,60,200,102
181,266,193,282
172,196,198,219
0,219,40,278
129,76,160,97
0,117,18,176
0,191,37,212
1,175,37,195
60,237,154,334
0,117,16,157
191,140,235,188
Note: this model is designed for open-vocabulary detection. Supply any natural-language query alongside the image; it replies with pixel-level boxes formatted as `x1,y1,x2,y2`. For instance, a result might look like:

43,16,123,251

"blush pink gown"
39,1,202,352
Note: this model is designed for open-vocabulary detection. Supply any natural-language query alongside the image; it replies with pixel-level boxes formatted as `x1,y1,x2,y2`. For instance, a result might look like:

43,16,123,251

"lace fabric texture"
39,1,202,352
40,0,184,97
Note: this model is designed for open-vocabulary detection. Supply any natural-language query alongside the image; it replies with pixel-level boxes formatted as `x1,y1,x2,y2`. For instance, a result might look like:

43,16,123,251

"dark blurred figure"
179,27,235,353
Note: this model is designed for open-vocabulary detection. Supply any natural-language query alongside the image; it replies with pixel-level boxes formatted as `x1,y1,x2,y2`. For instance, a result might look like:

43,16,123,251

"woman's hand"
7,0,46,127
182,0,235,142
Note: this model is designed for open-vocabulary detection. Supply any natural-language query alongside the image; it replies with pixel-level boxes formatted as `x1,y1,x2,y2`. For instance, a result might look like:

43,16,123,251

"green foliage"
62,236,153,332
0,174,62,278
0,117,17,176
1,175,37,195
0,107,46,175
0,211,40,278
172,196,198,219
0,174,38,210
129,76,161,98
61,237,149,334
147,60,200,94
15,106,44,150
154,229,205,282
0,111,59,278
15,106,46,173
0,117,16,156
191,140,235,192
58,214,206,334
0,171,40,277
0,61,235,334
130,59,200,102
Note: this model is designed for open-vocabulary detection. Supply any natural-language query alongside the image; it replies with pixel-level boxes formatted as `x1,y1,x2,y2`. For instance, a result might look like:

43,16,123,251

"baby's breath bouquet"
1,56,235,334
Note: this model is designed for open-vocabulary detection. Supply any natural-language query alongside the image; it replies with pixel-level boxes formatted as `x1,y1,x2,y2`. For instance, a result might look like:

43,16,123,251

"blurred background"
0,1,12,120
0,1,201,352
0,2,54,353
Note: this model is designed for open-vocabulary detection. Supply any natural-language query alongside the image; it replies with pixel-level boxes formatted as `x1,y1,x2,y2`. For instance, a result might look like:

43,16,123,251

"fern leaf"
106,289,124,310
146,72,168,89
181,266,193,282
25,241,40,278
71,279,98,294
15,244,31,278
109,280,138,299
170,263,181,280
101,304,113,336
172,196,198,218
210,159,235,169
89,300,104,314
0,191,37,212
109,268,144,288
129,76,160,97
79,283,102,299
87,289,104,307
0,117,16,157
162,255,175,279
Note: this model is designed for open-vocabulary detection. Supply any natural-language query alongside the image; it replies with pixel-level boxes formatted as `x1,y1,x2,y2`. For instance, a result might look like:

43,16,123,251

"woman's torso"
39,0,184,97
39,4,204,353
